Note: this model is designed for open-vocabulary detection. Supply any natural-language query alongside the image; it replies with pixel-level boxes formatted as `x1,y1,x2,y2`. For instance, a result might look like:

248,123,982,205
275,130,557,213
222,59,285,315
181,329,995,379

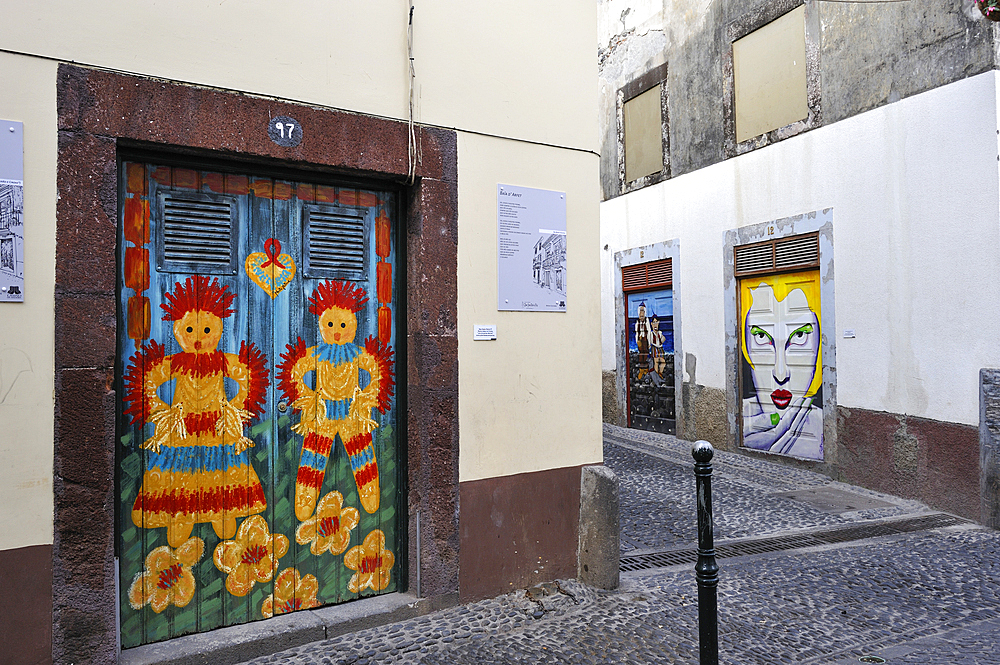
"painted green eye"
787,323,814,347
204,327,211,334
341,322,346,328
328,321,333,327
749,325,773,345
186,326,193,333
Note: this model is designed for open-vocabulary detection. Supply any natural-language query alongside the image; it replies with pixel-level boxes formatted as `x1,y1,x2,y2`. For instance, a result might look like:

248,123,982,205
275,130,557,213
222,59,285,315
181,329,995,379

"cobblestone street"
243,425,1000,664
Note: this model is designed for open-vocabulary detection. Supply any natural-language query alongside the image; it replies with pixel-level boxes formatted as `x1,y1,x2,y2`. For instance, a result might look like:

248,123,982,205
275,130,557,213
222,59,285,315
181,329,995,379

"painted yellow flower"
127,537,205,613
295,491,360,556
260,567,321,618
344,529,395,593
213,515,290,597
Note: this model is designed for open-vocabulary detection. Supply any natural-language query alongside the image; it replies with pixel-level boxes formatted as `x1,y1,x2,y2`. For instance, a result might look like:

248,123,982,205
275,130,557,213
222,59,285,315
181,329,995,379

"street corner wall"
456,132,602,600
0,52,57,665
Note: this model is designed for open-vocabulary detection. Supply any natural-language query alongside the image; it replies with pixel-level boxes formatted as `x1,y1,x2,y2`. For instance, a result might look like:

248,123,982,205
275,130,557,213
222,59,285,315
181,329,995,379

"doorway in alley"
116,159,403,646
622,259,675,434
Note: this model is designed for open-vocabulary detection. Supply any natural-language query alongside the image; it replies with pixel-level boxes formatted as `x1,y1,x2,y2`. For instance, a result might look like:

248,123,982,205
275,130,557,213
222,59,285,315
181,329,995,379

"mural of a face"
745,284,819,414
173,310,224,353
319,306,358,345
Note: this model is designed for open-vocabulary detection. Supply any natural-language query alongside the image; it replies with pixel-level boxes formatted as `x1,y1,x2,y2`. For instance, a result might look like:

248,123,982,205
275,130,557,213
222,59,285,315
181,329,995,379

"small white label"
843,329,856,339
474,325,497,341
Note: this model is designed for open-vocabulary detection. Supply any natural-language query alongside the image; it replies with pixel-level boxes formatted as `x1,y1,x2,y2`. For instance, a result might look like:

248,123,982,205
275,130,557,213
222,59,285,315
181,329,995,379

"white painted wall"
601,70,1000,428
5,0,597,152
0,53,57,551
459,133,603,482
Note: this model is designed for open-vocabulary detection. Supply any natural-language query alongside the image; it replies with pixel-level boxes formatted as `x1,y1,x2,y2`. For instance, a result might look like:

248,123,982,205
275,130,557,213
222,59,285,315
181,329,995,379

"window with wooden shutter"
622,258,672,292
303,203,368,279
156,191,237,274
734,232,819,277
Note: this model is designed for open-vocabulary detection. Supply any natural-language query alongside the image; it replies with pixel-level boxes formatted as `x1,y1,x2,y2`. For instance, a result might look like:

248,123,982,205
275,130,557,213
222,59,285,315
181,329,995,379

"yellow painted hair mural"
740,270,822,398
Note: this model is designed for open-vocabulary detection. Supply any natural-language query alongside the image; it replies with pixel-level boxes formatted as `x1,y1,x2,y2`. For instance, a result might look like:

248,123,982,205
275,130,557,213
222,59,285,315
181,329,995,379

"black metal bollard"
693,440,719,665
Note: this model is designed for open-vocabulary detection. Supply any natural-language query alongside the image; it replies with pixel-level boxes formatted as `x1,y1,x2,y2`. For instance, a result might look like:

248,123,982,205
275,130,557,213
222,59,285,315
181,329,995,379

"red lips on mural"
770,389,792,410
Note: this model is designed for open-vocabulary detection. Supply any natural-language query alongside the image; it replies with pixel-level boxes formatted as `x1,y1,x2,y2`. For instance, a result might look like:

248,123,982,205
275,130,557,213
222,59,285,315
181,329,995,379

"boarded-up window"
624,85,664,183
733,5,808,143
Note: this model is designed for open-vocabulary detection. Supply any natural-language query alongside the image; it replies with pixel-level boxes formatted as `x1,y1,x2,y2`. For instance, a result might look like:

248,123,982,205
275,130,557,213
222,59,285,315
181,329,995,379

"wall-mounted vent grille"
305,206,367,278
158,192,236,273
734,232,819,277
622,258,672,292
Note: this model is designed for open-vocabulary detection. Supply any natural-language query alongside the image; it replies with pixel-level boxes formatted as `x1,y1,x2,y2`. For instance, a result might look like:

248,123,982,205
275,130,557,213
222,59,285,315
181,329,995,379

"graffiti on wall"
739,270,823,460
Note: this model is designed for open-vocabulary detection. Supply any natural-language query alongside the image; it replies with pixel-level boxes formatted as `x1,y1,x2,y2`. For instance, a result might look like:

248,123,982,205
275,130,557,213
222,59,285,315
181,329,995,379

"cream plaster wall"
458,132,603,483
4,0,596,151
0,1,601,538
601,71,1000,428
0,53,57,550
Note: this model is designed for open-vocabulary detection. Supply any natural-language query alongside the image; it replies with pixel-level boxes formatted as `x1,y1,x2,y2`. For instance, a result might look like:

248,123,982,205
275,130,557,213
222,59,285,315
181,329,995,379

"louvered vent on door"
734,232,819,277
304,205,367,279
157,192,237,273
622,258,672,292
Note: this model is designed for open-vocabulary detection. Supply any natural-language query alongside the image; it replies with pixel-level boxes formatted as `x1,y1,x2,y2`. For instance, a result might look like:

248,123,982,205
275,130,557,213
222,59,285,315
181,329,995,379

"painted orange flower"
127,537,205,613
344,529,395,593
295,491,360,556
260,567,321,618
213,515,290,597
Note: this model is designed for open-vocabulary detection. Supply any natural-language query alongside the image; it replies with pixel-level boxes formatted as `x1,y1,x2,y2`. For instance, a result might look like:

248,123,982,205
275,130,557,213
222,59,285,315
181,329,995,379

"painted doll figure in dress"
123,275,269,547
278,280,395,520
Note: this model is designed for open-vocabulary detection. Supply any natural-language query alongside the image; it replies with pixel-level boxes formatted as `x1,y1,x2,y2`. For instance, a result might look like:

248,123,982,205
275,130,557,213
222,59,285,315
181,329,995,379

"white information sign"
497,184,566,312
0,121,24,302
473,325,497,341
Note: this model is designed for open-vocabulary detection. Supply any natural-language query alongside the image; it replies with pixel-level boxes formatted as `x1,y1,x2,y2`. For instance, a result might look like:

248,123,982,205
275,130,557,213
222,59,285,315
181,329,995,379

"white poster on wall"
0,120,24,302
497,184,566,312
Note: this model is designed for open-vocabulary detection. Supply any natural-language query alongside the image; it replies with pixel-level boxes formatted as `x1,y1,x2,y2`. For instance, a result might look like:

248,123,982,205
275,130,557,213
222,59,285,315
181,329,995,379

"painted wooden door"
625,288,675,434
738,269,823,460
117,162,401,647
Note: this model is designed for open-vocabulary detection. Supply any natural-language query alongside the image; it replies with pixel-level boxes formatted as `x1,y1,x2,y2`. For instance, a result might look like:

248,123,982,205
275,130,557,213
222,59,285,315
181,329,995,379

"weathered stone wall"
981,369,1000,528
837,406,980,521
598,0,996,200
602,370,625,426
679,383,727,449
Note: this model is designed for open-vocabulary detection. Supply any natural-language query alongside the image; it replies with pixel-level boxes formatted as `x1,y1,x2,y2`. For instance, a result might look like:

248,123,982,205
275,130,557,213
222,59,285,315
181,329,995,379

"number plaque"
268,115,302,147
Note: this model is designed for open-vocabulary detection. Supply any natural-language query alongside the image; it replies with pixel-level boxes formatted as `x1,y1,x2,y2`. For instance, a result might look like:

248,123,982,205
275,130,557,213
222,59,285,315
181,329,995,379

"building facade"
600,0,1000,525
0,3,604,663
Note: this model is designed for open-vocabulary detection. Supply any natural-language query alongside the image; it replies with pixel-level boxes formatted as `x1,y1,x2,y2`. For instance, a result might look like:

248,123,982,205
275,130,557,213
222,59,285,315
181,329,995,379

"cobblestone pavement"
243,425,1000,664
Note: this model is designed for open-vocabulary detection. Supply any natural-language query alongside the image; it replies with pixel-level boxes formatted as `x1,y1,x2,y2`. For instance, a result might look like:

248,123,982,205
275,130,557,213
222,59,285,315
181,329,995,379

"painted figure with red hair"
277,280,394,520
123,276,269,547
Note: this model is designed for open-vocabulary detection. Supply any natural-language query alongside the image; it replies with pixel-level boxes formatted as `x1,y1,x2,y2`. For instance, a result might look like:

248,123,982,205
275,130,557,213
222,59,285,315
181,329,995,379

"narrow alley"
225,425,1000,665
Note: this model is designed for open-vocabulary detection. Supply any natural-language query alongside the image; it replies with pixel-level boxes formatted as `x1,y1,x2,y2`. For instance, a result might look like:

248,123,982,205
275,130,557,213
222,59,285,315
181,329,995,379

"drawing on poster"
497,184,567,311
739,270,823,460
0,179,24,300
532,232,567,296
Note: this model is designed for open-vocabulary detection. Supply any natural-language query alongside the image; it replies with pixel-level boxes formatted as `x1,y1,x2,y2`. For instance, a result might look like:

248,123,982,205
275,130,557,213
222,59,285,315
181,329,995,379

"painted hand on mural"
740,277,823,460
123,276,271,547
277,280,396,520
146,404,187,453
743,395,816,452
